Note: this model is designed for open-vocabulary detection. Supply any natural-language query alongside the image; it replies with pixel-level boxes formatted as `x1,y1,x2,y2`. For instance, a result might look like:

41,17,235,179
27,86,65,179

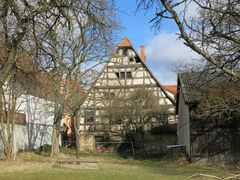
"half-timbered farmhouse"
79,38,176,151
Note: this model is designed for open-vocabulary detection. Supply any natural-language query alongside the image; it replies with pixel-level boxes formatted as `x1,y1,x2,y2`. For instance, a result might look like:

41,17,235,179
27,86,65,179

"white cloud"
145,32,199,64
144,32,200,85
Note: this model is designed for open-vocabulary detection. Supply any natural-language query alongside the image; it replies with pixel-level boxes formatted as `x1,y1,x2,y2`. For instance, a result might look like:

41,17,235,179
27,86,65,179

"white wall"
14,94,55,150
165,91,175,100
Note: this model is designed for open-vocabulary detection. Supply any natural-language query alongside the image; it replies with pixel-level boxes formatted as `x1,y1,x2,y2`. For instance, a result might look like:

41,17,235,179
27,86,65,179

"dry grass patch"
0,152,54,173
0,151,238,180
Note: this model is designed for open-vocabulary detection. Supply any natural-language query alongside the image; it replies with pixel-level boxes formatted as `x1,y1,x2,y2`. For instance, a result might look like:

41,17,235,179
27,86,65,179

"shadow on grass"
117,151,183,162
33,145,77,157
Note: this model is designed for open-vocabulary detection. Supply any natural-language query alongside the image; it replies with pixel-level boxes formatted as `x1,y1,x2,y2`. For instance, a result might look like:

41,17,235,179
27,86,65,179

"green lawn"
0,152,238,180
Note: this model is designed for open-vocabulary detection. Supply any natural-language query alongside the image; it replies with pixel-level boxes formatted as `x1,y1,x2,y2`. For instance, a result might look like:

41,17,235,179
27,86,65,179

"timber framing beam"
94,84,157,89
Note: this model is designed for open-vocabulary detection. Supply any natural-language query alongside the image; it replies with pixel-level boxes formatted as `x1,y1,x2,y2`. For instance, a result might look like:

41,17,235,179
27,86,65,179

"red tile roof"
18,69,85,103
0,46,85,102
163,85,177,95
118,37,133,47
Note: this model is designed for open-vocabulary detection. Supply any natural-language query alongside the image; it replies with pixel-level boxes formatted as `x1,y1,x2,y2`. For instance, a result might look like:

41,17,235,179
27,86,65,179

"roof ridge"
118,37,133,47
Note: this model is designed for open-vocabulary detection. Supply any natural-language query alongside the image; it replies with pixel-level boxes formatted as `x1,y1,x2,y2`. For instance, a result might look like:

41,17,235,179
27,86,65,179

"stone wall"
78,133,177,153
79,135,95,152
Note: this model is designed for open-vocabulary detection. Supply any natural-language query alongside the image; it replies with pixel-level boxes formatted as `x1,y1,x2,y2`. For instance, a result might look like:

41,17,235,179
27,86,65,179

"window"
115,71,132,79
103,92,115,97
123,49,128,56
120,72,125,79
109,92,115,97
85,110,95,123
95,136,104,143
162,114,168,124
126,72,132,78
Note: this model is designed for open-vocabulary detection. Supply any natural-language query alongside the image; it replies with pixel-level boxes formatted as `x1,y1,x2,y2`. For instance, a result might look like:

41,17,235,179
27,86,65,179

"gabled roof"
87,37,176,105
118,37,133,47
177,72,203,104
177,72,240,104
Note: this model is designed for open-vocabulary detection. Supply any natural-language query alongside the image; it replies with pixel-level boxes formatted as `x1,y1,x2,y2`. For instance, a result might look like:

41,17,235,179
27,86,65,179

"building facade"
79,38,176,151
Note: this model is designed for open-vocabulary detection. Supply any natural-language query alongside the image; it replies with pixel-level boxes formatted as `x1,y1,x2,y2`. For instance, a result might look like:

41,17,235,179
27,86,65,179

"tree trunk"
130,137,135,156
134,129,145,152
1,118,15,161
4,143,14,160
75,131,80,159
51,96,64,159
0,85,16,161
73,113,81,159
50,119,61,158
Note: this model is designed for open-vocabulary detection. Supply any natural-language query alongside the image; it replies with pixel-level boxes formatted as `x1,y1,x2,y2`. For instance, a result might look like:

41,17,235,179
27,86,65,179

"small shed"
176,72,240,162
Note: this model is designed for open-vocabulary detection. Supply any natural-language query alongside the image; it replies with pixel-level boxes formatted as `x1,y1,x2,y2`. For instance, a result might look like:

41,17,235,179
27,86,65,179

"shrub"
151,124,177,135
39,144,52,153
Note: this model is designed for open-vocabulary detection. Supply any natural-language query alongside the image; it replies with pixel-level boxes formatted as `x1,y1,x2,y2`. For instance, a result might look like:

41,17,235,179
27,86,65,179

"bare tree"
137,0,240,79
0,0,118,160
0,0,74,160
0,73,22,160
193,80,240,122
30,2,117,158
104,89,169,151
28,1,118,158
0,1,48,160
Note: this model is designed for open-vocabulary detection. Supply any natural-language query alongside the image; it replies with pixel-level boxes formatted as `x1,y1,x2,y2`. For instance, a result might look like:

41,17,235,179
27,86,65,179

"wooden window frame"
126,71,132,78
84,110,95,123
116,71,132,79
120,72,125,79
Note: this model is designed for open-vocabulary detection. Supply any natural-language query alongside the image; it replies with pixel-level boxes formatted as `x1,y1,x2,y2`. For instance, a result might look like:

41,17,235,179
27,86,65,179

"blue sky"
115,0,177,46
115,0,199,85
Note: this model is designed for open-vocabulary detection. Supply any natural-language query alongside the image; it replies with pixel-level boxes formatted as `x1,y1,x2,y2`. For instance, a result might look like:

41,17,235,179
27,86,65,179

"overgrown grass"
0,151,238,180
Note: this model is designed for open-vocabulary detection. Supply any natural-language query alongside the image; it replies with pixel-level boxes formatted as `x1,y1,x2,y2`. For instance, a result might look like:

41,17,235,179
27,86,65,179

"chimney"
140,45,146,63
